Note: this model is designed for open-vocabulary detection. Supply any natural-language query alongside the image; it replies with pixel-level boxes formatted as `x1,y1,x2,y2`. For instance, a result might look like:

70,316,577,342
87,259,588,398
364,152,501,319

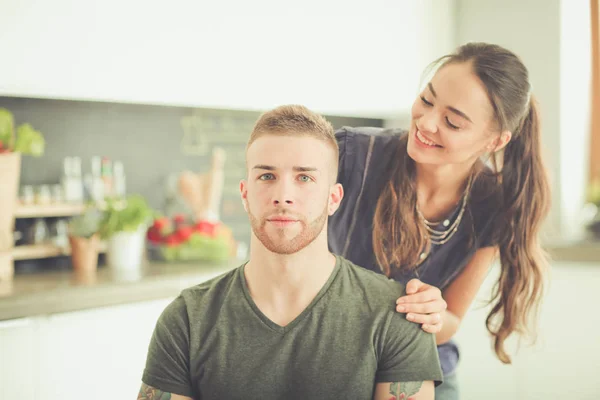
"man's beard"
248,205,329,255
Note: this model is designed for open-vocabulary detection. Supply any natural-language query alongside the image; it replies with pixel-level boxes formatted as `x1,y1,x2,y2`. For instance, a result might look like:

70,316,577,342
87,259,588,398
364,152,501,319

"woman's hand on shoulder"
395,279,447,334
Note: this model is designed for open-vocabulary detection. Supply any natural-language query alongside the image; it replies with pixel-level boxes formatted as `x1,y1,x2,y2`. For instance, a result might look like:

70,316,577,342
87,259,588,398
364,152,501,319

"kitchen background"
0,96,381,273
1,0,599,399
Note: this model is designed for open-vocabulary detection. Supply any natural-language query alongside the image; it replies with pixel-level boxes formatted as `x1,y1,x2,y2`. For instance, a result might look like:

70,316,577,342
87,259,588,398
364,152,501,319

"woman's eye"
445,118,459,130
420,96,433,107
298,175,312,182
259,173,275,180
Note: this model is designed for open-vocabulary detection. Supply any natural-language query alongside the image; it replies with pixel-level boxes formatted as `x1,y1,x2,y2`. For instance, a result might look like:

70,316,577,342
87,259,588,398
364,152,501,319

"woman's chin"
406,137,426,163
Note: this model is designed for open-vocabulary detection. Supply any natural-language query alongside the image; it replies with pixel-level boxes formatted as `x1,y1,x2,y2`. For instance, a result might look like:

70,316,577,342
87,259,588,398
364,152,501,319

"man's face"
241,134,343,255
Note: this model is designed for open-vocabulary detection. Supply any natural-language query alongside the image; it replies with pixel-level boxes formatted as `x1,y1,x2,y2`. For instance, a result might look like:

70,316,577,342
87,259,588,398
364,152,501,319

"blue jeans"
435,371,459,400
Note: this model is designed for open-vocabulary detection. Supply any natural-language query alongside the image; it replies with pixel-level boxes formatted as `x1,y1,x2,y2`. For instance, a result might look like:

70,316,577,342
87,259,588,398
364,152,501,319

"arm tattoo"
138,383,172,400
387,381,423,400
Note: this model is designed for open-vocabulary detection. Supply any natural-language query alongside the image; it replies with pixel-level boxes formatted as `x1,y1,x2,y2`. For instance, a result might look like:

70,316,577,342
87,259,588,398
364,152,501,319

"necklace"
415,173,473,259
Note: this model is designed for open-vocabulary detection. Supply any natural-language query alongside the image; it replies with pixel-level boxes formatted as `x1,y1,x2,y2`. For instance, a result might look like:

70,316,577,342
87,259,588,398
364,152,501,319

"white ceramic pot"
106,227,145,271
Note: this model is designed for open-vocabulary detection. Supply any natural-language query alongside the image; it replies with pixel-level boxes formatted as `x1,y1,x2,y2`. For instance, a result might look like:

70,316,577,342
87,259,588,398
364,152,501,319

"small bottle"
36,185,51,205
72,156,84,203
113,161,126,198
91,156,104,202
101,157,113,198
62,157,73,202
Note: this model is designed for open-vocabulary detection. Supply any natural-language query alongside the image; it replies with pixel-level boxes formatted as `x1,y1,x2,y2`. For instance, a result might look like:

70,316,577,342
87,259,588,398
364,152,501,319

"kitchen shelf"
12,242,108,261
14,203,87,219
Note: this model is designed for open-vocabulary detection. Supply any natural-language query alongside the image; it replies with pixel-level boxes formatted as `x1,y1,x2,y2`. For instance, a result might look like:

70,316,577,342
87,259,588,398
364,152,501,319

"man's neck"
244,232,336,327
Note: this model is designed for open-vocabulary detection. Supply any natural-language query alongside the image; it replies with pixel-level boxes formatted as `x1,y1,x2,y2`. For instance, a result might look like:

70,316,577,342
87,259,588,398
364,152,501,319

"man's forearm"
435,310,461,345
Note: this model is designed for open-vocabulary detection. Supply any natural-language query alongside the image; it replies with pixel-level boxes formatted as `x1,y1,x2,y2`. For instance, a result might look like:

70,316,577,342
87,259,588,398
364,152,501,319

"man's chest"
190,310,380,399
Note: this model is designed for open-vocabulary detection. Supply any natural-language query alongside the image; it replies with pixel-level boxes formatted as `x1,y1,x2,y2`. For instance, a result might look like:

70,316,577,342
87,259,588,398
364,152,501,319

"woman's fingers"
421,321,443,334
405,312,441,326
405,278,425,295
396,299,445,314
397,286,442,305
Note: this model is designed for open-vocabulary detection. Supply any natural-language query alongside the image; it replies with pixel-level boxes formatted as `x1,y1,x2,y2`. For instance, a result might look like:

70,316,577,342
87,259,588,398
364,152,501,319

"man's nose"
272,180,294,206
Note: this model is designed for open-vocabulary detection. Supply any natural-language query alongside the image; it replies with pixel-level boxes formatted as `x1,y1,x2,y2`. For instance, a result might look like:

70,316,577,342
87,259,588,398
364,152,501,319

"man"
139,105,443,400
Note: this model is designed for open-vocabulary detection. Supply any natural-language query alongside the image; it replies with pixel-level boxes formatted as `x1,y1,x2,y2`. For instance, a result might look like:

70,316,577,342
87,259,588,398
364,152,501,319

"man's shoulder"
178,265,242,310
337,256,407,305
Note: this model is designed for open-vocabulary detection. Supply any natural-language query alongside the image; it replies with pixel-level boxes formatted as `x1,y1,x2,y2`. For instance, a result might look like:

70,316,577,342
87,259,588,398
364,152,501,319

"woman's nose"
418,111,439,134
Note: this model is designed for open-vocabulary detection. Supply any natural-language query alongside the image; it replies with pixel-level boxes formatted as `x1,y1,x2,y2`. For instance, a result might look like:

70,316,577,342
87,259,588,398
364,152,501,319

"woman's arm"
396,246,498,344
435,246,498,344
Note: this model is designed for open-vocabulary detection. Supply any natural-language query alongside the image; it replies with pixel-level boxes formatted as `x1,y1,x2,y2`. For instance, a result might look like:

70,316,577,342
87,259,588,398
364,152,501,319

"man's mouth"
267,215,299,227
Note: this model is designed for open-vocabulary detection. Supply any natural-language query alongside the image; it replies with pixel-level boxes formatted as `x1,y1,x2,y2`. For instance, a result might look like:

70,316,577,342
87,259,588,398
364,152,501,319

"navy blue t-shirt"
328,127,498,376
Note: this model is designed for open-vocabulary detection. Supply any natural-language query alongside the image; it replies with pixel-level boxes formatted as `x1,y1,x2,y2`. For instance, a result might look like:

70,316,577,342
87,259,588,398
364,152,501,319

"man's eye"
259,173,275,180
298,175,312,182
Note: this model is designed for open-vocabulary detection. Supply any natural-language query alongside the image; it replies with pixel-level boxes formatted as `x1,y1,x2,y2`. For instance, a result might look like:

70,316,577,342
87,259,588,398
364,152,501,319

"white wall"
559,0,592,240
454,0,563,237
453,0,593,240
0,0,455,119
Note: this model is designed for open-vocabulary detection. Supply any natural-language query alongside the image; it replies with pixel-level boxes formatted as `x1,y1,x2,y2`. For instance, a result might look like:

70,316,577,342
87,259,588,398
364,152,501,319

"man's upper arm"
141,296,194,397
376,309,443,386
137,383,194,400
373,381,434,400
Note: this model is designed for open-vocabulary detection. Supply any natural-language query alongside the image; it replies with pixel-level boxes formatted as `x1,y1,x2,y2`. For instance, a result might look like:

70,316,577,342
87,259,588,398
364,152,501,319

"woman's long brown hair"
373,43,551,363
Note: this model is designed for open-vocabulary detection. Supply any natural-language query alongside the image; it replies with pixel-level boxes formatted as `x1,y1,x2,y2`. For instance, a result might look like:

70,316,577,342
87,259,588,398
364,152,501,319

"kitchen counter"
545,239,600,263
0,260,238,321
1,238,598,322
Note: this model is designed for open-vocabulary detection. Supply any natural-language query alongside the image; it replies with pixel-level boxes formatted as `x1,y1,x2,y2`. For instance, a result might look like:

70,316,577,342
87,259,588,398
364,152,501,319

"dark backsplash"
1,96,383,248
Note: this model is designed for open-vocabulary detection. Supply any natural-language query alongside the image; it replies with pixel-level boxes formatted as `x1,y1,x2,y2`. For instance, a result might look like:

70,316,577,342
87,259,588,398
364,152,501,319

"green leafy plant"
69,207,103,238
0,108,45,156
98,195,155,239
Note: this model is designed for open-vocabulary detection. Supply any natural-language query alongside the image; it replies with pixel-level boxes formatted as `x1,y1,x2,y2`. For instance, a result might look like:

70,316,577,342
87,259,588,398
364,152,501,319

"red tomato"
173,213,186,225
194,221,218,237
175,225,193,242
164,235,181,247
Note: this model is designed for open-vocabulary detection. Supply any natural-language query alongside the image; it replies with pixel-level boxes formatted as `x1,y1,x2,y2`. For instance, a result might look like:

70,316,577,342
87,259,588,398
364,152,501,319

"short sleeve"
477,224,498,248
376,313,444,386
473,206,500,249
142,296,194,397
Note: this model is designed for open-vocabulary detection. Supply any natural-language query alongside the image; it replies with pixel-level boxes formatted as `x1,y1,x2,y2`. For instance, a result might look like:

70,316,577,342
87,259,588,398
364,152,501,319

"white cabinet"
38,299,173,400
0,298,173,400
0,318,37,400
0,0,456,118
455,261,600,400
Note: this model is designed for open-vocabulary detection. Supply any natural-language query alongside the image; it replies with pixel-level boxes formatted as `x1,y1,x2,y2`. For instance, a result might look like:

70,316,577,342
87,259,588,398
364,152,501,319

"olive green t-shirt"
142,255,443,399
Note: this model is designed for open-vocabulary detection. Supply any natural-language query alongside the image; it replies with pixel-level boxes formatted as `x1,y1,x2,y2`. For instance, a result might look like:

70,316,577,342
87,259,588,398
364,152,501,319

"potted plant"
68,207,103,273
98,195,154,271
0,108,45,281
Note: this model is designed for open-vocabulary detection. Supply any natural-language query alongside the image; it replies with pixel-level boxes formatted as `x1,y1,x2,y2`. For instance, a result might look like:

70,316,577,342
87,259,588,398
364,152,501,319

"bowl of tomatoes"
146,214,235,263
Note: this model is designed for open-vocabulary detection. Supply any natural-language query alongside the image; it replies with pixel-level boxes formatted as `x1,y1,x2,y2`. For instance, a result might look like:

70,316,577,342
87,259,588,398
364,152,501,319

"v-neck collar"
239,255,342,334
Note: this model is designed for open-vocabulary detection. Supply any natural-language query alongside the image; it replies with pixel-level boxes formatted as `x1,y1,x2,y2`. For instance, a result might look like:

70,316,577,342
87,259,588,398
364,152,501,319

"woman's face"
407,62,502,167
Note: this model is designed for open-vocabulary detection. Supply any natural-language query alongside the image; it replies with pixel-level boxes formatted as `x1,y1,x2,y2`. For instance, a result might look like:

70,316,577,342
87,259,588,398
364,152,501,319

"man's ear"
487,130,512,152
328,183,344,216
240,180,248,212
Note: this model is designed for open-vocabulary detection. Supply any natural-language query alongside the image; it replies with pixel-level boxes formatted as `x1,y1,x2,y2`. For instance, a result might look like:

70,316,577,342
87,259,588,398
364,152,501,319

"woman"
328,42,550,399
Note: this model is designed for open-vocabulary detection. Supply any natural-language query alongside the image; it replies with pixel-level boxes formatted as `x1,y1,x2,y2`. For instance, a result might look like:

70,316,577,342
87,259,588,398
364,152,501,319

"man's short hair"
246,105,339,178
